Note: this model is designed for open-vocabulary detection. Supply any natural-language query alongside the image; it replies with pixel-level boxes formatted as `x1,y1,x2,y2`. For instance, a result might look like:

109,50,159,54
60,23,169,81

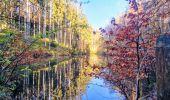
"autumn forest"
0,0,170,100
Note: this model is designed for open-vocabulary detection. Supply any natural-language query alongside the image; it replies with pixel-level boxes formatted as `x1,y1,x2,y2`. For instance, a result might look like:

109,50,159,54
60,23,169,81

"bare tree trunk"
59,22,62,43
25,0,30,41
43,0,47,47
69,31,72,48
49,0,52,31
57,22,60,43
18,1,21,31
10,1,13,28
64,28,66,46
49,0,53,50
10,11,13,27
63,11,67,46
53,22,57,41
135,35,140,100
38,9,41,34
61,22,63,44
33,17,36,38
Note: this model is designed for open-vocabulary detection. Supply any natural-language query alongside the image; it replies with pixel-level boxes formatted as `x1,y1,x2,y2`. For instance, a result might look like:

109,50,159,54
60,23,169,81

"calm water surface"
82,78,125,100
16,55,125,100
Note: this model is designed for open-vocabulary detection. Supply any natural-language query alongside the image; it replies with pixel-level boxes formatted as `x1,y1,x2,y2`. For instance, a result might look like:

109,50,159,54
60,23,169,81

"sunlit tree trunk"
54,22,56,41
63,9,67,46
63,24,66,46
10,1,13,27
58,22,60,43
69,31,72,48
61,22,63,44
33,17,36,38
53,22,57,41
59,22,62,43
38,7,41,34
57,22,60,43
49,0,53,49
25,0,30,42
43,0,47,47
49,0,52,32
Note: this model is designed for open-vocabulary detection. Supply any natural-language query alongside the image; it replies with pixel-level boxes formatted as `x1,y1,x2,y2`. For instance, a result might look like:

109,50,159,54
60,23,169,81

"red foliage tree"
98,0,167,99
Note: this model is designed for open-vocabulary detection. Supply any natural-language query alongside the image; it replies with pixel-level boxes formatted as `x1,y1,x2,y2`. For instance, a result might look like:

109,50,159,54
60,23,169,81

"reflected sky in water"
82,78,126,100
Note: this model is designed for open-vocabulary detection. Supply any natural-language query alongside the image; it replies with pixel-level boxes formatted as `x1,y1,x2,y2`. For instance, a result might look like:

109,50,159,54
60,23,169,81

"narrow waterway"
15,55,125,100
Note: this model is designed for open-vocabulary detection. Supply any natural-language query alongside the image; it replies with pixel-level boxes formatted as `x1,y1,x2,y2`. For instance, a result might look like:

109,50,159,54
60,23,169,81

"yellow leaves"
0,21,8,30
53,0,66,21
52,0,96,51
41,38,50,42
67,5,77,20
84,66,93,75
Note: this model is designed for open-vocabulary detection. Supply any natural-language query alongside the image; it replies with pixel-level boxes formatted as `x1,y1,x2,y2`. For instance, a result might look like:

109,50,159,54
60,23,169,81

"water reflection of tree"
18,57,91,100
103,77,136,100
95,56,136,100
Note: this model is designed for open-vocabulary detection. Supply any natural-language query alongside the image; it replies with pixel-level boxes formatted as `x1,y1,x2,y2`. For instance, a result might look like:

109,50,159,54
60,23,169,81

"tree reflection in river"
14,55,127,100
18,56,91,100
95,56,136,100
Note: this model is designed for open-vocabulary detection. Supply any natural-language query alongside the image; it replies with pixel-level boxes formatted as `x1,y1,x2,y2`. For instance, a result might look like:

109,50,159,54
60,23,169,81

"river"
14,55,126,100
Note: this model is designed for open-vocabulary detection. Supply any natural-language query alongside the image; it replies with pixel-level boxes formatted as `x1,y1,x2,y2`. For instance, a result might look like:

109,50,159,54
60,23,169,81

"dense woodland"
0,0,170,100
0,0,98,53
0,0,101,98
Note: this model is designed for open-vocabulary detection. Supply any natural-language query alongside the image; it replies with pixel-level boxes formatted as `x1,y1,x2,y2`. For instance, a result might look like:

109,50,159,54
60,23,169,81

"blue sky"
82,0,129,30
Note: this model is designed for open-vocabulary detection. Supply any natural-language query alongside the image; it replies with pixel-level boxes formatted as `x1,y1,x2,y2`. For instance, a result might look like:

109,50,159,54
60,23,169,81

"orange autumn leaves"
98,9,159,82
